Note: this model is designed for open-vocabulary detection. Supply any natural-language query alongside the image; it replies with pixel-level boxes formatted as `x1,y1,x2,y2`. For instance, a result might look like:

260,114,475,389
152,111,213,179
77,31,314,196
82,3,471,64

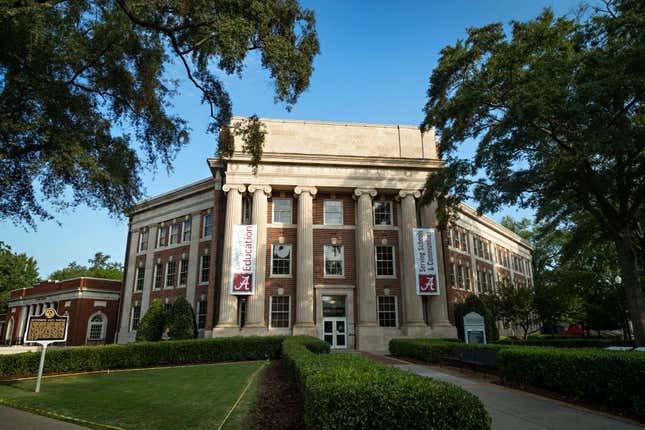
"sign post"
230,224,257,295
24,308,69,392
412,228,441,296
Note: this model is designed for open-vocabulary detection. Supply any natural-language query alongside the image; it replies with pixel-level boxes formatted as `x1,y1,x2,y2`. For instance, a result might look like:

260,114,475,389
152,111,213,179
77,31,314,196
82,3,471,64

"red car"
564,325,585,335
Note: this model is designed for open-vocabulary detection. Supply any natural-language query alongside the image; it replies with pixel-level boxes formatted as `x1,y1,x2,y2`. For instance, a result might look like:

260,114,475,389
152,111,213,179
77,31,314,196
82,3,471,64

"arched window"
86,312,106,342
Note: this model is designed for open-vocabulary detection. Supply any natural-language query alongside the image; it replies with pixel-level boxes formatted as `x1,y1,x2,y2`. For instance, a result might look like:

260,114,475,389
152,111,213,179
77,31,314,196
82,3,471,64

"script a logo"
233,273,253,292
419,274,437,293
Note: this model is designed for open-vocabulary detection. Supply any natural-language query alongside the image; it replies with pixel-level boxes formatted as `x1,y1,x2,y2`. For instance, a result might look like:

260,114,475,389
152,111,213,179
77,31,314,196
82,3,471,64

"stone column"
354,188,381,349
140,225,157,316
245,184,272,334
420,201,456,338
398,189,427,337
118,225,142,343
293,186,317,335
214,184,246,336
186,213,202,308
17,305,28,344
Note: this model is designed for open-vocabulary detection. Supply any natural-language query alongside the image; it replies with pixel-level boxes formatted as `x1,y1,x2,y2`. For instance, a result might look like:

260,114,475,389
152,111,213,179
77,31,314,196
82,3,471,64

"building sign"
412,228,441,296
25,308,69,343
230,224,257,295
464,312,487,344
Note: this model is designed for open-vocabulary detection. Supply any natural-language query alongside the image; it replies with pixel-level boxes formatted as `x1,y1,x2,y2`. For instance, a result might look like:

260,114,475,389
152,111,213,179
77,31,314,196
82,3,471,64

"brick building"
117,118,533,350
1,278,121,346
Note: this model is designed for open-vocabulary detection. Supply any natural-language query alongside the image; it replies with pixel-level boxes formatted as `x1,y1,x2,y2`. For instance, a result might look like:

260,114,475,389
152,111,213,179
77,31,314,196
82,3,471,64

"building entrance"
322,295,347,349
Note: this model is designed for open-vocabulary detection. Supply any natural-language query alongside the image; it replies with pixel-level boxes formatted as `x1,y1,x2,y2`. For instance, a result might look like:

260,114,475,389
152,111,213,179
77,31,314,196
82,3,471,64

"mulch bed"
252,360,304,430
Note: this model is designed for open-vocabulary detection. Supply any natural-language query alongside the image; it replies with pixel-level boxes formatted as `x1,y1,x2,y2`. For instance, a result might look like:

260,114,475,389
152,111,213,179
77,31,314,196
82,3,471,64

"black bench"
441,346,498,374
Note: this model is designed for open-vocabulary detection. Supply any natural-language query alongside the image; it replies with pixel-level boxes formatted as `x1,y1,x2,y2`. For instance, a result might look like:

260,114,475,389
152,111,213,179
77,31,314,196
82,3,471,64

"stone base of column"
356,324,385,351
401,323,429,338
240,325,269,336
292,322,317,337
201,330,213,339
429,322,457,339
212,325,240,338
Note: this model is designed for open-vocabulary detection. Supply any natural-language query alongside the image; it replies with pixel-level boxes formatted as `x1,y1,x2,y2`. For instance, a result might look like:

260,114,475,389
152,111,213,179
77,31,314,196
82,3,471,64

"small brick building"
1,278,121,346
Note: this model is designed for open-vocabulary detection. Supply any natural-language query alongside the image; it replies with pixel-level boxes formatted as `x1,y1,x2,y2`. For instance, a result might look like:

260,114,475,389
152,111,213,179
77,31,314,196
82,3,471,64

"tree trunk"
615,235,645,346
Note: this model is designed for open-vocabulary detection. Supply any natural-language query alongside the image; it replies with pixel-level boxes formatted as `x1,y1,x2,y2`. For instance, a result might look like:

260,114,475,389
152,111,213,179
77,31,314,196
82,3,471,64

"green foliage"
389,339,459,363
0,242,39,313
0,0,319,227
498,347,645,418
167,296,196,340
283,337,491,430
454,295,498,342
135,300,167,342
495,283,536,339
421,0,645,344
496,337,631,348
0,336,284,378
49,252,123,281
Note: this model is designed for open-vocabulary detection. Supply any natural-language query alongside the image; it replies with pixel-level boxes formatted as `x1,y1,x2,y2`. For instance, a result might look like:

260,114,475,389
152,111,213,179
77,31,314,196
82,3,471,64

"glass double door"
323,317,347,349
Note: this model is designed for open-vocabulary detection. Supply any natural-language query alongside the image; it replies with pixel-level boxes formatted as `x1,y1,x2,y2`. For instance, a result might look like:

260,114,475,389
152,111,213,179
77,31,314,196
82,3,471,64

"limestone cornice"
130,178,215,216
294,186,318,197
354,188,377,198
222,184,246,194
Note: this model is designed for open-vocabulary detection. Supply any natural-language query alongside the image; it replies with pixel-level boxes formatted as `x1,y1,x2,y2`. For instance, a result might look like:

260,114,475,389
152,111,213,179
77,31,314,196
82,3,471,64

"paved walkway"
362,353,644,430
0,405,85,429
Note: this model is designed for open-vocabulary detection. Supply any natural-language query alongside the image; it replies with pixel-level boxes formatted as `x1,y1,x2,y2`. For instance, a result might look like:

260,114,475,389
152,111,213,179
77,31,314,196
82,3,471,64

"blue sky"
2,0,584,277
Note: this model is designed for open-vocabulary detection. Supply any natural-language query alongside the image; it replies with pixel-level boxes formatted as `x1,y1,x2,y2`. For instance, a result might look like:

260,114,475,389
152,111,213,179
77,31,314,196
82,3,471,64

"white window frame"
199,254,210,284
373,201,393,226
375,245,396,279
376,296,398,328
269,296,291,329
182,219,191,242
86,311,107,342
134,266,145,292
169,223,180,245
178,259,188,287
157,226,167,248
197,300,208,330
271,198,292,224
153,263,163,290
165,261,176,288
323,200,343,225
323,244,345,277
202,214,213,237
270,244,292,277
139,229,148,252
130,306,141,331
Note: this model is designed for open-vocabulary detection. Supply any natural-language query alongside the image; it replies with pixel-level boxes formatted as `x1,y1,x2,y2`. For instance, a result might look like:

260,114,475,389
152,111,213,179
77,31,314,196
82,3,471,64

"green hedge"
498,347,645,418
0,336,284,378
285,336,491,430
389,339,504,364
496,337,632,348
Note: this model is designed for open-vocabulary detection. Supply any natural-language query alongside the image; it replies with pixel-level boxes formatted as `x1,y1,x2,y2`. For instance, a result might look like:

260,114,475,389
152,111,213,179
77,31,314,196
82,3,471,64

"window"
324,245,344,276
457,264,464,288
87,313,105,341
477,270,483,293
139,230,148,252
453,228,461,249
182,219,191,242
272,199,292,223
197,300,207,329
323,200,343,225
270,296,290,328
238,297,247,327
153,263,163,290
165,261,176,288
375,245,395,277
200,254,210,284
164,302,172,313
179,259,188,287
464,266,471,290
158,226,167,247
377,296,397,327
449,263,456,287
486,272,493,292
461,231,468,252
131,306,141,330
203,214,213,237
374,201,393,226
271,244,292,276
135,267,145,292
169,223,180,245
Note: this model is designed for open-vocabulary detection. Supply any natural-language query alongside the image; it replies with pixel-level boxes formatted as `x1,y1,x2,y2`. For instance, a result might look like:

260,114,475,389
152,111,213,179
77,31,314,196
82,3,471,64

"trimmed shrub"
285,337,491,430
389,339,456,363
496,337,632,348
136,299,167,341
454,295,498,342
167,296,197,340
0,336,284,379
498,347,645,418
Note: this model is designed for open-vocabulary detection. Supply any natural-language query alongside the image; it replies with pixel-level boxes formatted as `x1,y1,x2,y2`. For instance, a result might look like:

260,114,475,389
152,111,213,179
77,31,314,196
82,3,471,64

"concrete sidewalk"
0,405,85,429
377,355,643,430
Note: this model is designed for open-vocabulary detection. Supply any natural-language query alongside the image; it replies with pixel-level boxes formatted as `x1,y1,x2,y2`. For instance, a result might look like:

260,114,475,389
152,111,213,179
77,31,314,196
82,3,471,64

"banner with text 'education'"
412,228,441,296
230,224,257,295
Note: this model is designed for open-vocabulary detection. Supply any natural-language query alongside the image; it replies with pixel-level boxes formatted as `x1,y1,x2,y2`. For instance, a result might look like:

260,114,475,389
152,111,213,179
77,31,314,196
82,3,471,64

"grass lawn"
0,361,265,430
